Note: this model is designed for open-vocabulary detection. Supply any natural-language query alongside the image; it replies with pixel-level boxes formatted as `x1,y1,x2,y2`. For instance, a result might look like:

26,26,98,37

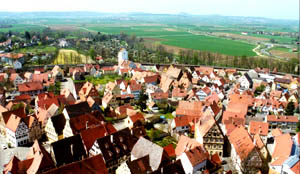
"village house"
266,115,298,132
131,137,170,171
228,126,262,173
89,128,134,170
0,53,25,65
194,110,225,157
3,140,55,174
177,146,209,174
10,73,24,87
124,112,145,129
18,82,44,96
239,73,253,90
78,81,100,104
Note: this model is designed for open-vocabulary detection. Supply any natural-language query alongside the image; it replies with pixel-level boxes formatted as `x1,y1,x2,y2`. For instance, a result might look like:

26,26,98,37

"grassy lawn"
15,45,57,54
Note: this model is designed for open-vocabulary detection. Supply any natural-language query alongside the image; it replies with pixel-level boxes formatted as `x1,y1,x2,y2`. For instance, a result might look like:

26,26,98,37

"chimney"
85,121,89,129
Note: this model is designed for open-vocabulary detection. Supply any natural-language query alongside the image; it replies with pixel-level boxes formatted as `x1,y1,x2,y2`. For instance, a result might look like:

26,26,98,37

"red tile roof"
211,153,222,165
130,112,145,123
14,94,31,101
249,121,269,136
18,82,43,92
185,146,209,167
228,126,255,161
176,101,203,117
267,115,298,123
3,156,20,174
291,161,300,174
150,92,168,100
69,114,102,134
163,144,176,158
175,135,203,157
80,124,116,151
44,155,108,174
143,75,159,83
272,133,293,159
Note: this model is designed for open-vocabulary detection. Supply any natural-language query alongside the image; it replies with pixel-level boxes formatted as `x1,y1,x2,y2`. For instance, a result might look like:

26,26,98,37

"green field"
86,25,256,56
159,35,256,56
248,34,296,44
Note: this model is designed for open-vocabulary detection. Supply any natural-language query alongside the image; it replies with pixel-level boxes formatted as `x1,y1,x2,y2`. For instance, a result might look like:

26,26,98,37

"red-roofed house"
18,82,43,96
248,121,269,142
228,126,262,173
178,146,209,174
267,115,298,131
125,112,145,129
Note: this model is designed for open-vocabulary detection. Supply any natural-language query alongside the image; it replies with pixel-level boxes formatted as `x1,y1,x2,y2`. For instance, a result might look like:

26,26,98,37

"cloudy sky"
0,0,298,20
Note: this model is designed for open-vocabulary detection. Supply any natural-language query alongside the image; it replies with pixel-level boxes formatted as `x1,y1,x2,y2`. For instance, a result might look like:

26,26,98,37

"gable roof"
272,133,293,159
228,126,255,161
249,121,269,136
163,144,176,158
267,115,298,123
131,137,164,171
64,102,91,118
127,155,152,174
51,134,87,167
185,146,209,167
175,135,203,157
3,156,20,174
44,154,108,174
80,124,116,152
18,82,43,92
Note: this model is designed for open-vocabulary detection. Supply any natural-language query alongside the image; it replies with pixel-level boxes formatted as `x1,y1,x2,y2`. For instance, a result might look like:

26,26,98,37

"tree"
25,31,31,41
285,101,295,115
89,48,96,60
137,86,148,111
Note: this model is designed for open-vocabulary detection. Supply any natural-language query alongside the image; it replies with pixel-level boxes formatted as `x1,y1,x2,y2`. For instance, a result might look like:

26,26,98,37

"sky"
0,0,298,20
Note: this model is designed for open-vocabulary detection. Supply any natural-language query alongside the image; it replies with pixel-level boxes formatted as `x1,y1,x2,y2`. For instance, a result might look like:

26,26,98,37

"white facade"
6,122,29,147
118,48,128,66
178,152,207,174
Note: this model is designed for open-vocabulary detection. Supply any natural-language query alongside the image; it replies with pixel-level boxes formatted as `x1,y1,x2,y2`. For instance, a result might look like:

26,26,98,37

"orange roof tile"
130,112,145,123
253,134,265,149
272,133,293,158
228,126,255,161
267,115,298,123
271,128,283,137
249,121,269,136
270,156,288,166
163,144,176,157
175,135,203,157
291,161,300,174
18,82,43,92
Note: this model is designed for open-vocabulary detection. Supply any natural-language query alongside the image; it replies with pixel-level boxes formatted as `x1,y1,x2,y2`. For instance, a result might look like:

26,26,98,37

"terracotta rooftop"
44,155,108,174
249,121,269,136
228,126,255,161
163,144,176,158
18,82,43,92
272,133,293,159
185,146,209,167
267,115,298,123
175,135,203,157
